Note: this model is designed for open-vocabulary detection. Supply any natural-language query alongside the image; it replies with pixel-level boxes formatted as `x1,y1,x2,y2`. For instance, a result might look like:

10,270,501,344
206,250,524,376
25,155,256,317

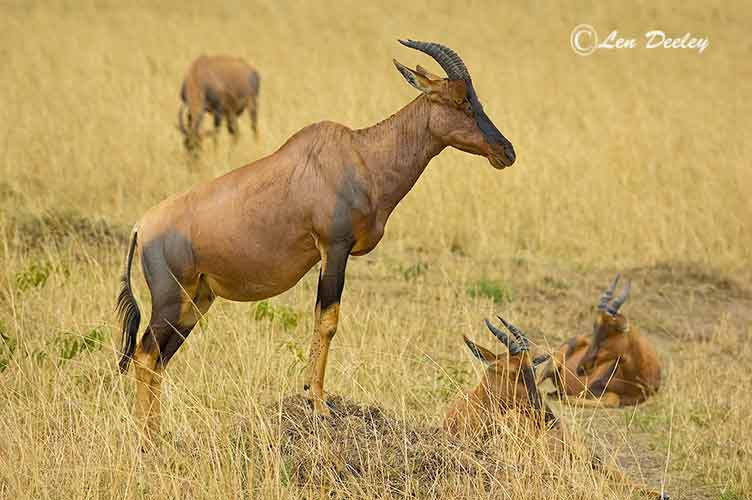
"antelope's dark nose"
503,144,516,165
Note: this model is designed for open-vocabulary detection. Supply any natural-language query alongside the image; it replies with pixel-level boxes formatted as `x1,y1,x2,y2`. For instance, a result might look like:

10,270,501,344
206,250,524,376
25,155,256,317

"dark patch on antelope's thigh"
248,70,260,95
139,230,200,359
158,324,195,366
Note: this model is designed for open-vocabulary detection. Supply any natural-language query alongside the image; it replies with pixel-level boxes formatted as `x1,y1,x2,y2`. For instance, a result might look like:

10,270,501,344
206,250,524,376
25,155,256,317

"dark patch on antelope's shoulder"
329,166,370,243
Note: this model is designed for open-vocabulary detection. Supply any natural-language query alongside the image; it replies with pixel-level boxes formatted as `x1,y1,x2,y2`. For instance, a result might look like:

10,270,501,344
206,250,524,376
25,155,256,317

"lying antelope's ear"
393,59,439,94
463,335,496,364
415,64,442,81
532,353,551,367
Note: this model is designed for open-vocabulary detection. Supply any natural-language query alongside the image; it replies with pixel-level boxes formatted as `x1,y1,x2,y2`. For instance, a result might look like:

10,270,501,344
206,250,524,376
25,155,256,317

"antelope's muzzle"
489,141,516,168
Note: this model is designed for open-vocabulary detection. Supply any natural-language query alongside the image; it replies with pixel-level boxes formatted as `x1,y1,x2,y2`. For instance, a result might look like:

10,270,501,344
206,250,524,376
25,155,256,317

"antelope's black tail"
116,228,141,373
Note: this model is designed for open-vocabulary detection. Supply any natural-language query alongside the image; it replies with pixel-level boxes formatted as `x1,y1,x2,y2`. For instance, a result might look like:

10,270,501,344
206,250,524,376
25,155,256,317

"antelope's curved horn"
178,105,188,134
598,274,620,311
532,353,551,367
484,318,525,355
607,280,631,315
398,39,469,80
497,315,530,351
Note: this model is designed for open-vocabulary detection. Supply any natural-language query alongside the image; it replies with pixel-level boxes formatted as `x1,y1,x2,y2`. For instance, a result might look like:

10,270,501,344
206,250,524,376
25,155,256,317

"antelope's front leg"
304,243,351,416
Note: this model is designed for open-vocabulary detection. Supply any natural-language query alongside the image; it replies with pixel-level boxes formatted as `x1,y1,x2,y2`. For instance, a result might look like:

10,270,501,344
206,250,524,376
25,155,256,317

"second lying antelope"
538,275,663,407
445,317,669,499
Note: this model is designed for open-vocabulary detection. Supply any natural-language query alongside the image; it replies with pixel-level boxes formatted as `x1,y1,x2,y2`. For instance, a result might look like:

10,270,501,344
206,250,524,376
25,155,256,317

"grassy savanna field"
1,1,750,498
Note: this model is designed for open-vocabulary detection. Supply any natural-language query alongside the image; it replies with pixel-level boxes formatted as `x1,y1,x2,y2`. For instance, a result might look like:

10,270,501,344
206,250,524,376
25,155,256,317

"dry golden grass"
0,1,750,499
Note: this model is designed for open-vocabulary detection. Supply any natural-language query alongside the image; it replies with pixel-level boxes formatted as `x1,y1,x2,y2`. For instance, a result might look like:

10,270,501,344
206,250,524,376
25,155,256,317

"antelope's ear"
532,353,551,367
415,64,442,80
463,335,496,364
393,59,440,94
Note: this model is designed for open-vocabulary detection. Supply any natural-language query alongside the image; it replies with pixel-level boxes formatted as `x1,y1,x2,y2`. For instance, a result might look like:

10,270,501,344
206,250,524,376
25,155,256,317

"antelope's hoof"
313,399,334,418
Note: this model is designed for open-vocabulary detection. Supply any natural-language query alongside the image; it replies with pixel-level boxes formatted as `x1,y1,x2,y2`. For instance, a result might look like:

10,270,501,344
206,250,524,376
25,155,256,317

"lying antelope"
178,54,260,152
445,317,556,434
446,317,669,499
117,40,517,439
538,275,662,407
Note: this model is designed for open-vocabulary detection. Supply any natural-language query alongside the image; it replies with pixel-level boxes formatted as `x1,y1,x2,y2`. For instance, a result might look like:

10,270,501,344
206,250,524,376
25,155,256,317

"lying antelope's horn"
398,39,469,81
497,315,529,351
484,318,525,355
607,280,631,315
598,274,620,311
532,353,551,367
178,105,188,134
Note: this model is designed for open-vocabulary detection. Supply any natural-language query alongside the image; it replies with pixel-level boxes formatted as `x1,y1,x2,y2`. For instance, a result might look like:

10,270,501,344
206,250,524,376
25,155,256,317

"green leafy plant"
50,326,108,366
467,278,515,304
400,261,429,281
15,261,52,292
280,338,307,376
251,301,299,331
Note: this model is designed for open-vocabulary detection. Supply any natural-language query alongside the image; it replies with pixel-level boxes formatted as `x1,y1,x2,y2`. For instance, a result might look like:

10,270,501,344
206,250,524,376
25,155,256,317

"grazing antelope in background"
178,55,260,152
117,40,517,439
538,275,662,407
446,318,669,500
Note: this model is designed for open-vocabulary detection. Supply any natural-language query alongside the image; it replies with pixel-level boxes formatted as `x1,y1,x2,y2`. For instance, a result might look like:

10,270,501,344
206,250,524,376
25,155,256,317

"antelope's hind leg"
133,264,214,442
304,242,351,416
249,96,258,139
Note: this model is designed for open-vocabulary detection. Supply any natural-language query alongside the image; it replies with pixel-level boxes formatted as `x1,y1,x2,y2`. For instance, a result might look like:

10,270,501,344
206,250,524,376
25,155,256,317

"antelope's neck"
353,96,445,215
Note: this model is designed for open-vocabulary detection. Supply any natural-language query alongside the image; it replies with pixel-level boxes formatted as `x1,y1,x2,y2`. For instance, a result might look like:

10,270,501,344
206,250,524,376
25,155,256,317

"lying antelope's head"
455,317,557,427
394,39,516,169
578,275,632,374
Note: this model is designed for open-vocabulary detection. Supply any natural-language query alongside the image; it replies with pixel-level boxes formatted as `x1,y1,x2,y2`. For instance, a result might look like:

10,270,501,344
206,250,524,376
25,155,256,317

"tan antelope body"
539,276,662,407
446,318,669,499
178,55,260,151
117,40,517,439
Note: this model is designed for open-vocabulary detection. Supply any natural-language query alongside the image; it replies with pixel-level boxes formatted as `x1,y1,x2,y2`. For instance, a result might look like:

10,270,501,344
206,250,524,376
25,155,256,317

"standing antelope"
117,40,517,439
446,317,669,499
178,55,260,152
538,275,662,407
